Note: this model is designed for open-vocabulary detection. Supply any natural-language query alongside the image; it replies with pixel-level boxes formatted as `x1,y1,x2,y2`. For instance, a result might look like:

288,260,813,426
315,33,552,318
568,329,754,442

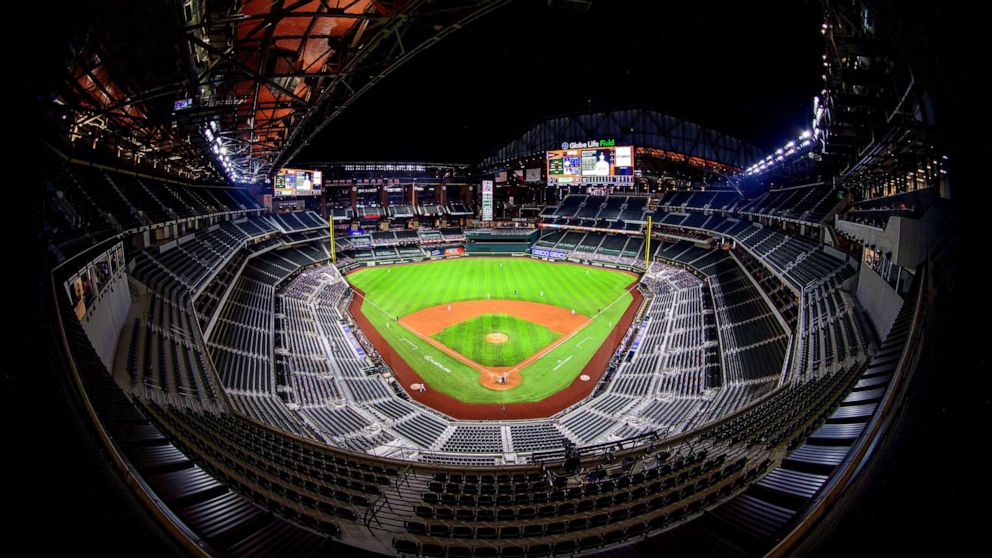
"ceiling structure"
50,0,514,183
479,109,764,174
50,0,938,194
743,0,944,193
52,1,217,180
180,0,515,183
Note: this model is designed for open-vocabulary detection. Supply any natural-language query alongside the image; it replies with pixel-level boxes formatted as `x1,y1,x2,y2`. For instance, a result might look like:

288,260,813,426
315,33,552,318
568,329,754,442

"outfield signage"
531,248,569,259
560,138,616,149
481,180,494,221
429,247,465,257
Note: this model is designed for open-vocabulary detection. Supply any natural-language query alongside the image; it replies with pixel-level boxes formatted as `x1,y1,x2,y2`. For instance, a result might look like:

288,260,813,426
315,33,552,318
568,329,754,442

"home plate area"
398,300,589,390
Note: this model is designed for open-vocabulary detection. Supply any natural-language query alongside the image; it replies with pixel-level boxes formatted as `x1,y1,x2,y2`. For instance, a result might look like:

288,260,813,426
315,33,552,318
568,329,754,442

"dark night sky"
297,0,824,163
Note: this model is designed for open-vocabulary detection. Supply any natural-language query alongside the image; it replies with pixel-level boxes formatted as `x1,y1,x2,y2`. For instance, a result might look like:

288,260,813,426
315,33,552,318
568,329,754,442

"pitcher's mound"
485,332,509,344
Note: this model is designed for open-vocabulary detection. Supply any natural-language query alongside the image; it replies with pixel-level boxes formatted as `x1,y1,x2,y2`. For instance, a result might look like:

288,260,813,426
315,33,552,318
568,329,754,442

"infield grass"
432,313,560,367
346,258,636,404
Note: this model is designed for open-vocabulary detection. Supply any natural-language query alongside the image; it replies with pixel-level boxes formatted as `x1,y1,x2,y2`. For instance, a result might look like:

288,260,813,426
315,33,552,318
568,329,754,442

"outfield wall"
465,242,531,253
340,252,646,274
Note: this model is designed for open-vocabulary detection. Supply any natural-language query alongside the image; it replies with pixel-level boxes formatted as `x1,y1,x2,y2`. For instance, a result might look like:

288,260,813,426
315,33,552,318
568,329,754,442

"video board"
546,144,634,186
274,168,322,197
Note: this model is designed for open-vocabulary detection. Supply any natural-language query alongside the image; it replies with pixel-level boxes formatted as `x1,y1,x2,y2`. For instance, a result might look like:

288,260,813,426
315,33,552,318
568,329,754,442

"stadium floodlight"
801,130,812,139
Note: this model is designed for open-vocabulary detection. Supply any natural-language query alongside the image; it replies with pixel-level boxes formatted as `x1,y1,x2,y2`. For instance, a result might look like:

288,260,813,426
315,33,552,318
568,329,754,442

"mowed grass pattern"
346,258,636,404
432,314,561,367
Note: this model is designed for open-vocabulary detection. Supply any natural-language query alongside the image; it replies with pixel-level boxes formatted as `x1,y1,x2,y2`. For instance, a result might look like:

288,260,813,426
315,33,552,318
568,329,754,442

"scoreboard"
274,168,322,197
546,144,634,186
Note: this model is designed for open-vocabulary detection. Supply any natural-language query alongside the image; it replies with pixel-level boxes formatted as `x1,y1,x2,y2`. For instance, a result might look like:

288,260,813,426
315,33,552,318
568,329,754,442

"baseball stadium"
20,1,978,557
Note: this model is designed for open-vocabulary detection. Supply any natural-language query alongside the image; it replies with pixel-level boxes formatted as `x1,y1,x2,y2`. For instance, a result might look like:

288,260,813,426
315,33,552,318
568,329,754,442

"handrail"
48,271,215,557
766,262,927,556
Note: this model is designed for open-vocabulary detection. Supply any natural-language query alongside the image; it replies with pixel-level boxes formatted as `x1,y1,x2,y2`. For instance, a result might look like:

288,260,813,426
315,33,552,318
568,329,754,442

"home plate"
579,375,591,382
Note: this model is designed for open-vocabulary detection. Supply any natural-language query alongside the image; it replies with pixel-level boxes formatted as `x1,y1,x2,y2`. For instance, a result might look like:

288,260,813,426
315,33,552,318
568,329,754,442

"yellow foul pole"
644,215,652,269
328,215,337,264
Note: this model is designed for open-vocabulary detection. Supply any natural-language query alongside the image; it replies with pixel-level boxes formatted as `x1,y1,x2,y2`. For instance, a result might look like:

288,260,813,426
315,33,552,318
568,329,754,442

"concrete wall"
80,271,132,370
835,200,948,269
892,200,948,267
466,243,530,253
856,264,904,342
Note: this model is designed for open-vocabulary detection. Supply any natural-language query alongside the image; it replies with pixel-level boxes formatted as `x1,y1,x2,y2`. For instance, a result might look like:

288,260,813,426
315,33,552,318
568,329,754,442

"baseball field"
346,258,638,405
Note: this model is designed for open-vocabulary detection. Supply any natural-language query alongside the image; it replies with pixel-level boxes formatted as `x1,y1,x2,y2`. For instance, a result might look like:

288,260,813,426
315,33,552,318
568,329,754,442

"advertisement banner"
481,180,494,221
531,248,569,259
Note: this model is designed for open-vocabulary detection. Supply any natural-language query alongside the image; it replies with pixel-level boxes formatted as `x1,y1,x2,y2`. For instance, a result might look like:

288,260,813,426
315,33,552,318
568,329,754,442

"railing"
779,284,806,386
49,251,216,557
767,262,928,556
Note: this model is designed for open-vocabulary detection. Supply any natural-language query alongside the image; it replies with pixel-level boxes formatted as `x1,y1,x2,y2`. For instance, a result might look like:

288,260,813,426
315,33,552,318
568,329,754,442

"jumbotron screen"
274,168,322,197
546,144,634,185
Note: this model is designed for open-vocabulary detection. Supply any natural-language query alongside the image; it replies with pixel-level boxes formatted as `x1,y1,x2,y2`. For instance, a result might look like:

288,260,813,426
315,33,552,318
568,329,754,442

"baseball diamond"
346,258,639,412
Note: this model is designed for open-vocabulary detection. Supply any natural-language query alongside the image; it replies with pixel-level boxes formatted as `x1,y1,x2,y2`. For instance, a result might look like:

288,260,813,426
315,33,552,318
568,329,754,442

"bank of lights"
202,121,264,184
744,130,815,176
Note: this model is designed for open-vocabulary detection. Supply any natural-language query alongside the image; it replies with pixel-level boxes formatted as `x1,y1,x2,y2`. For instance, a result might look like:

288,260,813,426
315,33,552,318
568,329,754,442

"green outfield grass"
432,313,561,367
346,258,636,404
